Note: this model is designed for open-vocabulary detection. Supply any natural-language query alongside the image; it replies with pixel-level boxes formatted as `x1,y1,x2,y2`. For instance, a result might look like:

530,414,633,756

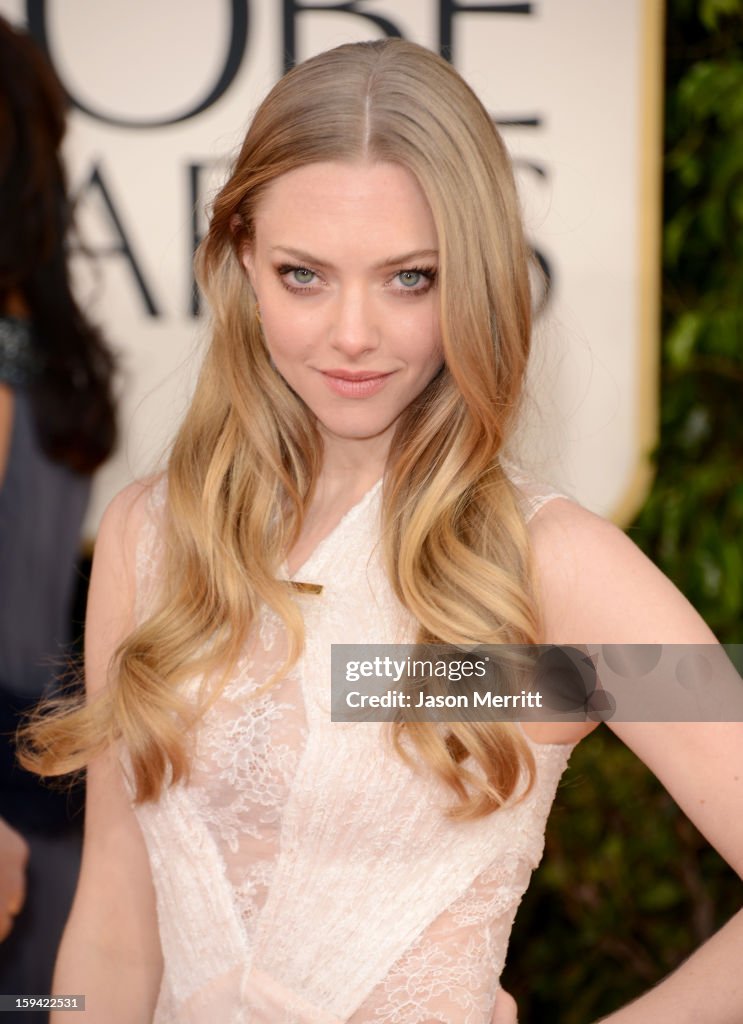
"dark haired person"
0,16,116,1013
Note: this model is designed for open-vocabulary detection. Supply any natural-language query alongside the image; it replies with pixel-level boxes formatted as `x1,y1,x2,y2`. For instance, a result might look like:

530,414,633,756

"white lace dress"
127,476,574,1023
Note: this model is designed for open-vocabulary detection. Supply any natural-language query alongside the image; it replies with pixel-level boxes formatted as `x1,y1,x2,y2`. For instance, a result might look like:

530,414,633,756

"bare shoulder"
98,475,165,543
520,496,719,748
86,476,167,697
94,475,166,577
527,496,717,646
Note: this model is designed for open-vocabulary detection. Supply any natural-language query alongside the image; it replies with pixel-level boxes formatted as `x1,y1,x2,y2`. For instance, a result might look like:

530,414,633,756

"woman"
0,14,116,1012
23,39,742,1023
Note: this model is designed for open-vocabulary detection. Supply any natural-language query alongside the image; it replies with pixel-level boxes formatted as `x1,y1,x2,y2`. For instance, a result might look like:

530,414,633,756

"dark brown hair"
0,16,116,473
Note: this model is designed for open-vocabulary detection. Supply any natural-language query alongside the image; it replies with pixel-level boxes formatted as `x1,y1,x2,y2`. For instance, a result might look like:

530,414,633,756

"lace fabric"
127,474,574,1023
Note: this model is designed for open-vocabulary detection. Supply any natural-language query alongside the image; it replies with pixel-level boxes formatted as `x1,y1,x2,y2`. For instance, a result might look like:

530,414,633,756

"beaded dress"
127,475,574,1023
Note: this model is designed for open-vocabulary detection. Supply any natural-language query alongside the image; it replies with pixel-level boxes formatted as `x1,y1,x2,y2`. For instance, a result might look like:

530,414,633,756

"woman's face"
241,160,443,465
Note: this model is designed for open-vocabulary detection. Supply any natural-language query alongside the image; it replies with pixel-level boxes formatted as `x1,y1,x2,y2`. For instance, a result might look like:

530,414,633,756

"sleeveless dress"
127,474,574,1023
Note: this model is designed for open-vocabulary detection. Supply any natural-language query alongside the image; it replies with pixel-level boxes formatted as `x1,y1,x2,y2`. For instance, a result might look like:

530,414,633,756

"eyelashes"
276,263,438,296
392,267,438,292
279,265,316,290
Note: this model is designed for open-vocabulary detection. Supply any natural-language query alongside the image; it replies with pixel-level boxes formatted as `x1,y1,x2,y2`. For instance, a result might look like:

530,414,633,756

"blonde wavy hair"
22,38,539,820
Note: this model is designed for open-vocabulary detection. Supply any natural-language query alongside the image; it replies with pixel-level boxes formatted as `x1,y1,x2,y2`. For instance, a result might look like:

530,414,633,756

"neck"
317,428,392,493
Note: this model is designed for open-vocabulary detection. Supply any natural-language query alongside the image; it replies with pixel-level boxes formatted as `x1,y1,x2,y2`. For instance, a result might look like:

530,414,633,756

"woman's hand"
492,987,519,1023
0,815,29,940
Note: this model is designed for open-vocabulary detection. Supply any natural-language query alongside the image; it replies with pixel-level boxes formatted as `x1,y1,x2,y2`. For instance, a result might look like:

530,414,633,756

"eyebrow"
270,246,439,270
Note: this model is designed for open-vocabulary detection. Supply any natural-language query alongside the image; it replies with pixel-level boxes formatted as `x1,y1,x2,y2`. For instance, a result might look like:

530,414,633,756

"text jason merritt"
345,690,544,709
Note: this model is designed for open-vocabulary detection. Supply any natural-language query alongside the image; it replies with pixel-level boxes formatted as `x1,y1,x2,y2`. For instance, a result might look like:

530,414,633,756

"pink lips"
320,369,393,398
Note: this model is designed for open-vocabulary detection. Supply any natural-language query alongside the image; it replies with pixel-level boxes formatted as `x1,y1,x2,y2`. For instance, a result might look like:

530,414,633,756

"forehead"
251,161,438,254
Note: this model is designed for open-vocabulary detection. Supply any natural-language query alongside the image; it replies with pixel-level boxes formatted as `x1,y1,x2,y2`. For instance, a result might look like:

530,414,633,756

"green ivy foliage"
503,3,743,1020
642,6,743,634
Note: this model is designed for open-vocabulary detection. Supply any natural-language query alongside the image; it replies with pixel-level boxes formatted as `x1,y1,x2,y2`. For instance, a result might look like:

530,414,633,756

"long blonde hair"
22,39,539,819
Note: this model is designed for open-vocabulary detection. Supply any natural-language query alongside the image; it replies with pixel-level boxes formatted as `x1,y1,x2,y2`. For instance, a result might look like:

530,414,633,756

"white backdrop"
0,0,663,533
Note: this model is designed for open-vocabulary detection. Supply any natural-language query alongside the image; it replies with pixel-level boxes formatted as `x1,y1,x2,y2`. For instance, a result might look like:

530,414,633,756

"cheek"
406,308,443,366
261,306,317,361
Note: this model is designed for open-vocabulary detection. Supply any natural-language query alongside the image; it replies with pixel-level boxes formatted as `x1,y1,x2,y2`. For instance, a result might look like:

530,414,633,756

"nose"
328,285,380,359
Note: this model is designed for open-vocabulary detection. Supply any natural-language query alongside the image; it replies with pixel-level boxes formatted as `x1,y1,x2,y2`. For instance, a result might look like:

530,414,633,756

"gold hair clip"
289,580,323,595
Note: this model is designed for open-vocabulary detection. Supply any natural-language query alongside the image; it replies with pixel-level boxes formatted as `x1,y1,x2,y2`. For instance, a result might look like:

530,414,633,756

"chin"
316,416,397,442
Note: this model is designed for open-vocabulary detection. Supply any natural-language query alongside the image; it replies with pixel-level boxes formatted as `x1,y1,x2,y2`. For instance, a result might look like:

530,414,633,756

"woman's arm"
50,483,163,1023
0,815,28,941
530,498,743,1024
0,382,13,488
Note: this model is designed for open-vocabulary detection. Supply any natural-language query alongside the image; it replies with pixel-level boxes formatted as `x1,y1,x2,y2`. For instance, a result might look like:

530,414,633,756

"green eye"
398,271,422,287
292,268,315,284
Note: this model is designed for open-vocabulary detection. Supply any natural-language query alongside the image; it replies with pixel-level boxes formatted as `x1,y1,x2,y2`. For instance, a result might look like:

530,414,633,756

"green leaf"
638,879,684,912
700,0,743,30
665,312,702,368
